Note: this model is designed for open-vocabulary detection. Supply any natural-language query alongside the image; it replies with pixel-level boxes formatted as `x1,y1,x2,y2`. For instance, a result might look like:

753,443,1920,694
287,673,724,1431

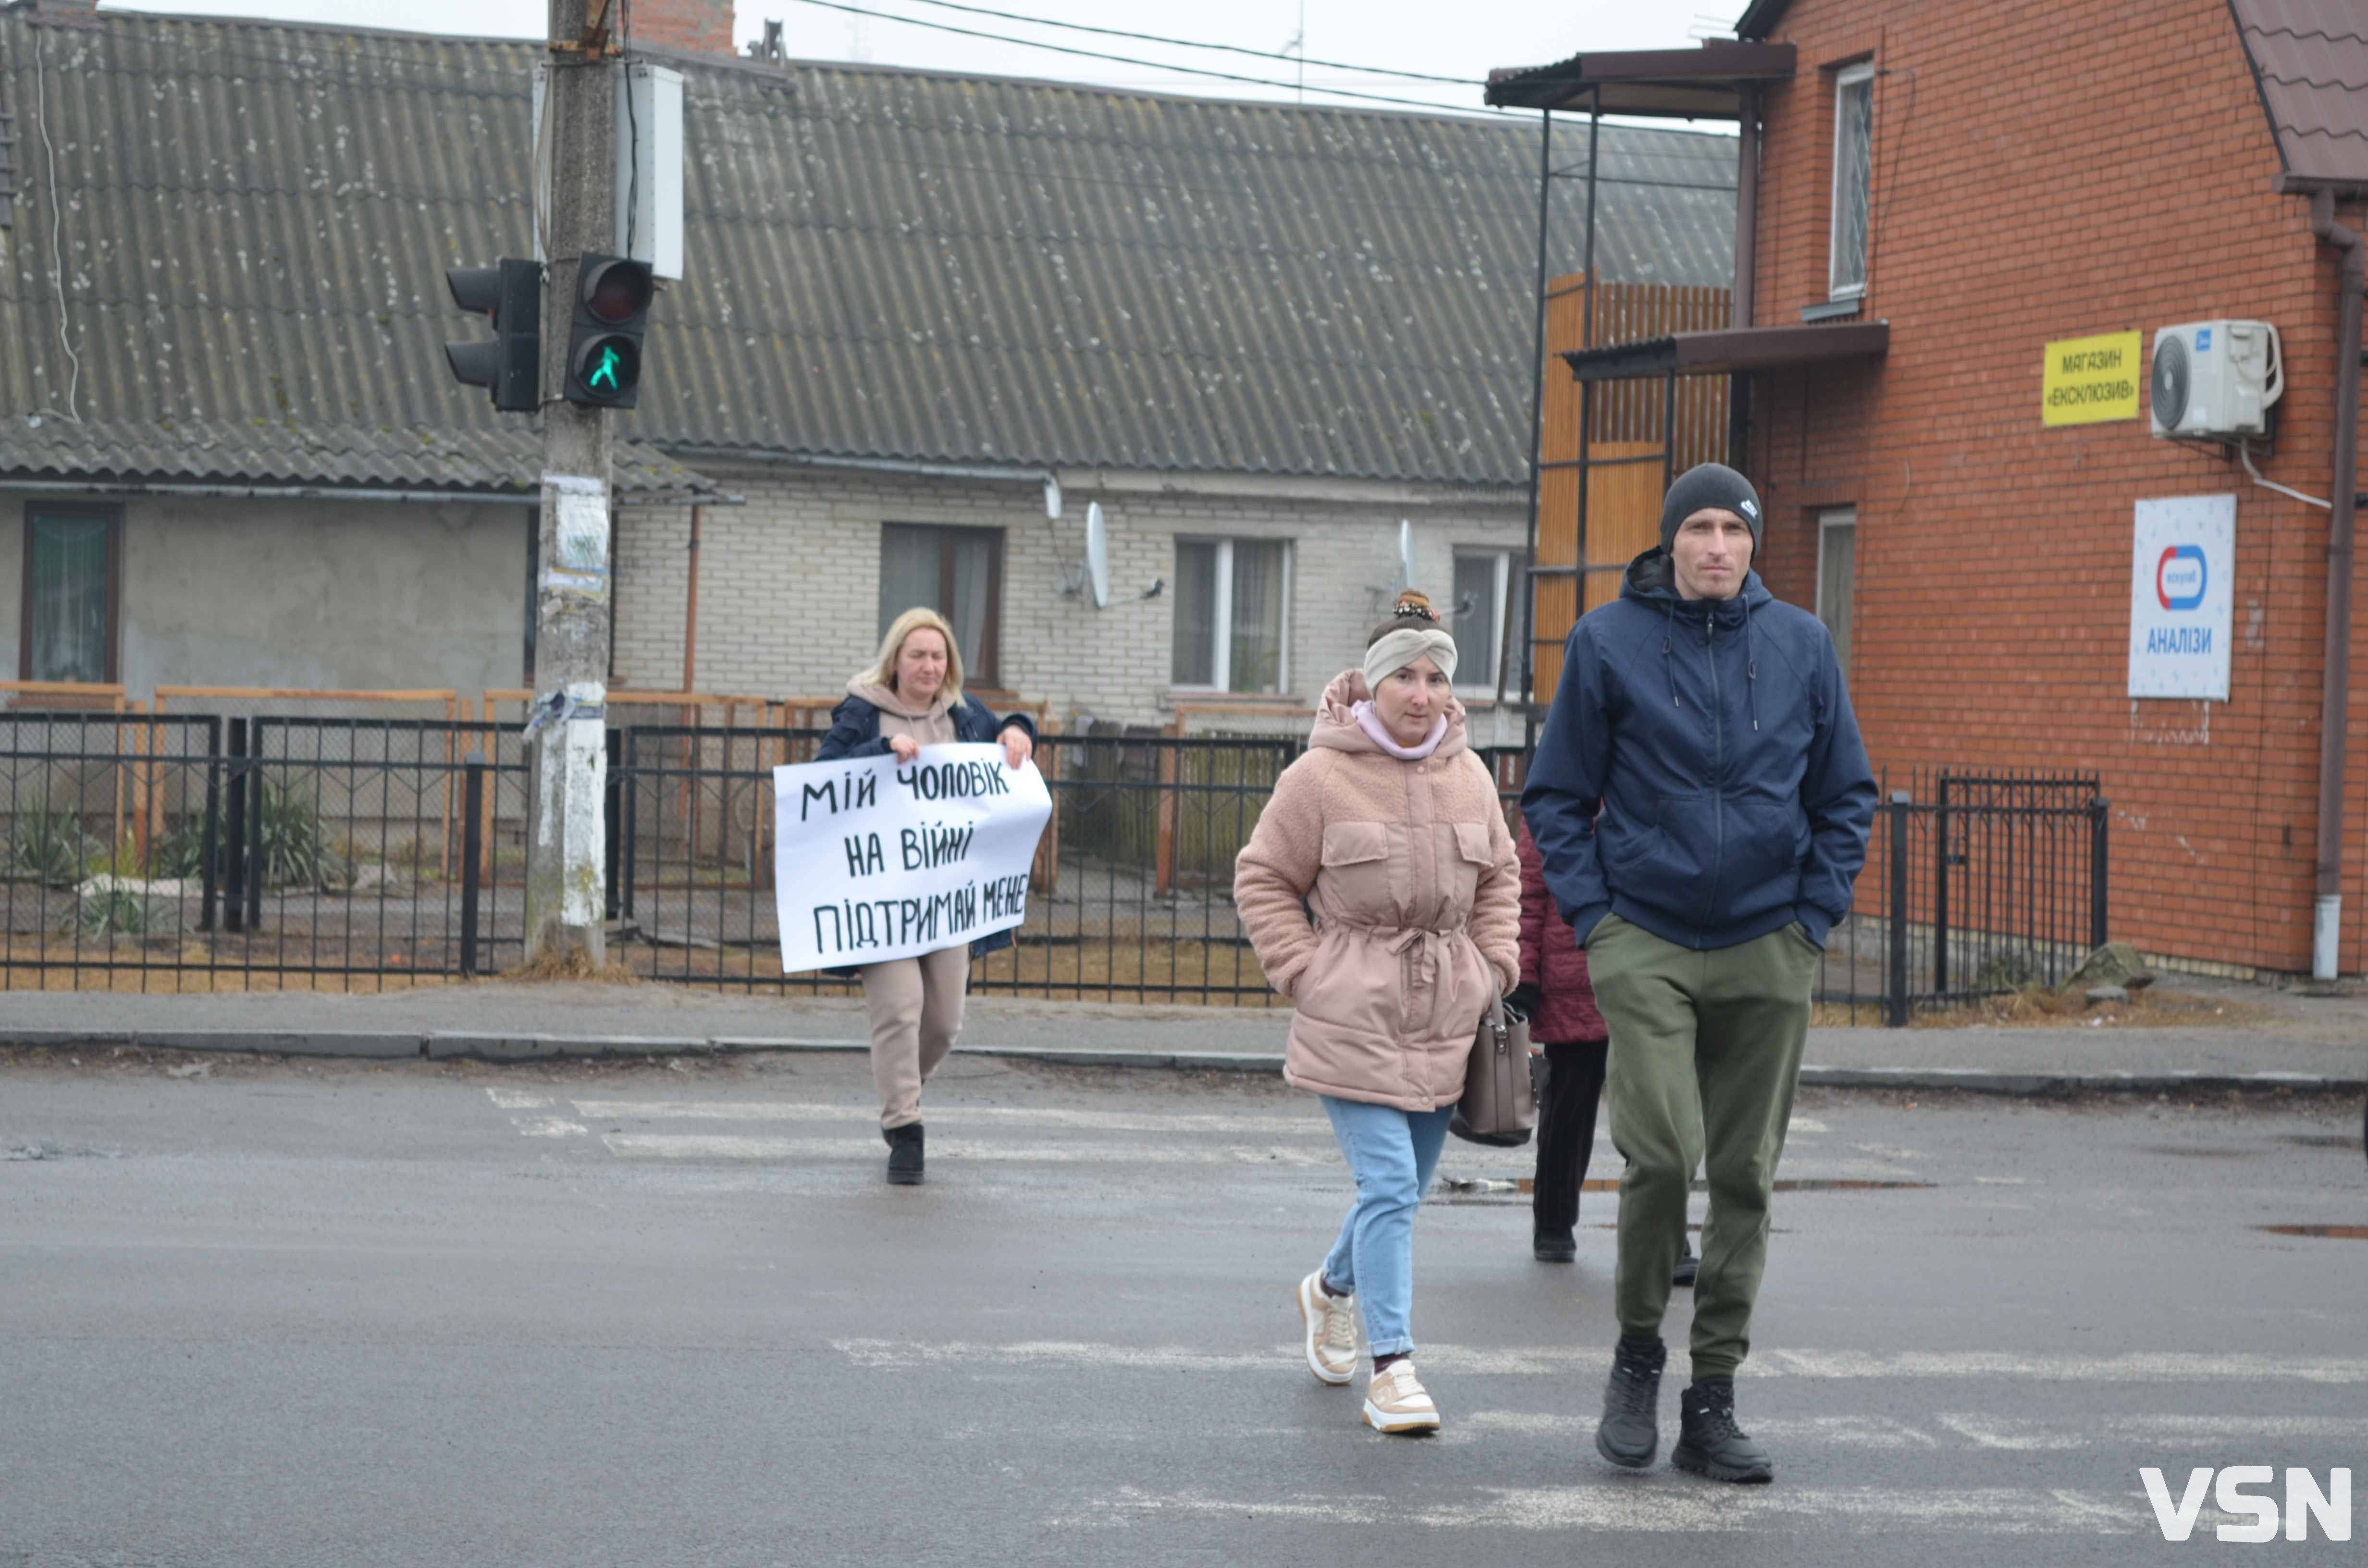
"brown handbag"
1448,989,1536,1148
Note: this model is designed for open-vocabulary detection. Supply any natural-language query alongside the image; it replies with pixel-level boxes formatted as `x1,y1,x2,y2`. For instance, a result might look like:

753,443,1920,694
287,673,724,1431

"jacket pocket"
1448,821,1494,914
1318,821,1397,923
1722,796,1808,917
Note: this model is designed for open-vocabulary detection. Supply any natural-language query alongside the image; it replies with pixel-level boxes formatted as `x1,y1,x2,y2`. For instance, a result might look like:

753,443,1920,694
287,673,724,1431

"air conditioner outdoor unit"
2150,319,2282,440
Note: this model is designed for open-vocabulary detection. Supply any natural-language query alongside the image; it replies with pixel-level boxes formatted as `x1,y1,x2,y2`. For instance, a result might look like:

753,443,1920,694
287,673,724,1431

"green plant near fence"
259,780,349,890
71,885,153,938
5,806,95,887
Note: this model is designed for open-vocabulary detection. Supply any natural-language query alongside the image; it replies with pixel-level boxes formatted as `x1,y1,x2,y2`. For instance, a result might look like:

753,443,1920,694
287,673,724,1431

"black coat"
814,690,1039,962
815,691,1036,762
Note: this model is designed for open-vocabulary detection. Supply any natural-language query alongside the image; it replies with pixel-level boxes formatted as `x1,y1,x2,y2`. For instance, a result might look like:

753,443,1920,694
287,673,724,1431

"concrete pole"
526,0,617,967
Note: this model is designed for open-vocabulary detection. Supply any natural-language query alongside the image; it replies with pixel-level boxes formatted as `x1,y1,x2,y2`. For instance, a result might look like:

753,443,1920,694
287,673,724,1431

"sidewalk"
3,977,2361,1094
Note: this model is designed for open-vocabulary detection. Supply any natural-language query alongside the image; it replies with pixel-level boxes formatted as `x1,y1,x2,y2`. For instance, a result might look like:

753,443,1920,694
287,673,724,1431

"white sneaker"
1363,1359,1441,1434
1295,1271,1357,1385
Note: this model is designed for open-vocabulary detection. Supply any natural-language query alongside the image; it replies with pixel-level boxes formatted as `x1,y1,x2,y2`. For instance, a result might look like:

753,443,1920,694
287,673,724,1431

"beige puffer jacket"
1233,671,1520,1112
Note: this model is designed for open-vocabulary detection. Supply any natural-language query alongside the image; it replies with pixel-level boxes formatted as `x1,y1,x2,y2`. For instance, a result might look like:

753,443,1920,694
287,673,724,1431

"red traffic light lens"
583,261,654,325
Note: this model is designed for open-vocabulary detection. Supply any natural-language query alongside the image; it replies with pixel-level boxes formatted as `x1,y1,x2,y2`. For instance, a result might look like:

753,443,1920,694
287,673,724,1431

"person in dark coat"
816,607,1037,1186
1512,821,1699,1283
1523,463,1876,1483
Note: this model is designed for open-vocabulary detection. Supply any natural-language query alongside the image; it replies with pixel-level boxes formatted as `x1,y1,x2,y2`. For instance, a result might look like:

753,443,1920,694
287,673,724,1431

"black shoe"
1671,1380,1773,1483
1594,1336,1665,1470
1672,1240,1698,1290
885,1122,925,1185
1533,1227,1577,1262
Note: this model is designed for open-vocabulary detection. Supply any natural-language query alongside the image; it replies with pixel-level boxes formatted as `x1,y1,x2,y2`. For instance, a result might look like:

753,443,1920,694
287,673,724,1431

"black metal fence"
3,713,2106,1020
1,710,529,990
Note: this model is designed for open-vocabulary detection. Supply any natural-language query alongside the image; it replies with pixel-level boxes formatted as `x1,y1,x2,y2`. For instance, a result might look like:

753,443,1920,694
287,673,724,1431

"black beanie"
1659,463,1763,555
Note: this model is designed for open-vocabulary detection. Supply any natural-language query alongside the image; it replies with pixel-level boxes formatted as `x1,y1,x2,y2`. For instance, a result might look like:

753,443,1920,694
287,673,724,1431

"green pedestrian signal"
564,255,654,409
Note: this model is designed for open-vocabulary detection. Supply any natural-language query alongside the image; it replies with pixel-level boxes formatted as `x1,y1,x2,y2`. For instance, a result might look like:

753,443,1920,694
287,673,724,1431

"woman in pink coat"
1234,592,1520,1436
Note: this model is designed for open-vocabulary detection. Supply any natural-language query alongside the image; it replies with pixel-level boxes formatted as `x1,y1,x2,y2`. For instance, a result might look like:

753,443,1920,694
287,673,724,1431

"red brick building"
1502,0,2368,979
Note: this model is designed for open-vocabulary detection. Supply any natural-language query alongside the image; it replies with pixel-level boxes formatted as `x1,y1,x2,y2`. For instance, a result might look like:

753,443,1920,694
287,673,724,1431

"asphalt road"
2,1047,2363,1567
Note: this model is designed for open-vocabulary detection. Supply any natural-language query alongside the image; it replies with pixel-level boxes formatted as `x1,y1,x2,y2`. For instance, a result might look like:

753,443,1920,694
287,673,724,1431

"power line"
877,0,1476,86
792,0,1505,116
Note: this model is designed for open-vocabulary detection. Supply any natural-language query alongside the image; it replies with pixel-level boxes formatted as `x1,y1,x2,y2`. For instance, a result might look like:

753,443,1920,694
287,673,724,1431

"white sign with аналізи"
2128,494,2235,701
772,745,1051,974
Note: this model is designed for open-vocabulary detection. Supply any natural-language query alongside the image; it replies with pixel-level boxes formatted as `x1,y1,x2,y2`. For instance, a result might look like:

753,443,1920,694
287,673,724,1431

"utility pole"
526,0,620,968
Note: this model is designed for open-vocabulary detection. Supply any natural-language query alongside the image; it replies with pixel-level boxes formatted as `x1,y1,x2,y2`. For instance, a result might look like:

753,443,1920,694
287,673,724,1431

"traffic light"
565,254,654,409
443,259,541,414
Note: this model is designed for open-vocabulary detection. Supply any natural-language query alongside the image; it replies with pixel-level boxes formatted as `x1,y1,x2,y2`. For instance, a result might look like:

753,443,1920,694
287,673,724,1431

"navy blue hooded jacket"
1520,548,1876,953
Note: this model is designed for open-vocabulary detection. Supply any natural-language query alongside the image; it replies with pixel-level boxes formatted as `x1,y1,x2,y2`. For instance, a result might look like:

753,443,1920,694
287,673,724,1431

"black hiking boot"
1594,1335,1665,1470
1533,1227,1577,1262
1672,1240,1698,1289
1671,1379,1774,1483
885,1122,925,1186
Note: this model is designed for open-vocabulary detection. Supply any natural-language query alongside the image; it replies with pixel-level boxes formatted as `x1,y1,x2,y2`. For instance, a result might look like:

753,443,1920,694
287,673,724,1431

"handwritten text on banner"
772,746,1052,973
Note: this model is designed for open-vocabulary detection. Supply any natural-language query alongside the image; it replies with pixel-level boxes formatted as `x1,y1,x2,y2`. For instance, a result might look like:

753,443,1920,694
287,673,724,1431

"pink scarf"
1352,699,1446,760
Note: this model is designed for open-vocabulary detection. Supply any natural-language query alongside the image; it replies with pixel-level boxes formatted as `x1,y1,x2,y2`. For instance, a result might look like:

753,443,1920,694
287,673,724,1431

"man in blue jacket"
1522,463,1876,1484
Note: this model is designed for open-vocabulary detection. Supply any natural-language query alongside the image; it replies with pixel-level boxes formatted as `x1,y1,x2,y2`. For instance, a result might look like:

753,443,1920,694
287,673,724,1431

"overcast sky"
109,0,1751,121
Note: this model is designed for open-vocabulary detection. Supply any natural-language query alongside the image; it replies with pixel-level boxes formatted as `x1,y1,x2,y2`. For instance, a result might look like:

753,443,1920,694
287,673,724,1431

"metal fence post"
1886,789,1913,1028
2090,795,2110,951
620,728,639,922
461,749,485,977
244,717,267,933
198,716,223,933
222,718,248,934
603,727,622,922
1932,773,1950,999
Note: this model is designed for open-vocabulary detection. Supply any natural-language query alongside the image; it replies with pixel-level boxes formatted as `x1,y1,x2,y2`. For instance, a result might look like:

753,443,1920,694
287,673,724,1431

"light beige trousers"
863,944,971,1129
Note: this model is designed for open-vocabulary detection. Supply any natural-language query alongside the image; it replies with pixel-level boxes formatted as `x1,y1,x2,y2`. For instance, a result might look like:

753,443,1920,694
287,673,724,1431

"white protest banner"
772,744,1052,974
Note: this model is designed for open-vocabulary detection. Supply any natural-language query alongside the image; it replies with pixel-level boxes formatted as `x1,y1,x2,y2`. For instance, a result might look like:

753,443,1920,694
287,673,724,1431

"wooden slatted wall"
1529,274,1733,700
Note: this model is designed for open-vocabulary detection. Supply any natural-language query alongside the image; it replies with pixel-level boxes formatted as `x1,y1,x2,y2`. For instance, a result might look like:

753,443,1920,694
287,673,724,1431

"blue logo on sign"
2157,545,2208,611
2195,327,2212,352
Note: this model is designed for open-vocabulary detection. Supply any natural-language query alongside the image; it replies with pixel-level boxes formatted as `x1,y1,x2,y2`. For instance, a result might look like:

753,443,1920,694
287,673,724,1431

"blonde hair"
863,606,966,704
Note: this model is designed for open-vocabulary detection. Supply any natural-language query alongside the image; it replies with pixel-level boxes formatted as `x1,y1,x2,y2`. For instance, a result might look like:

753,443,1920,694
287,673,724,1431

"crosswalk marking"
568,1098,1334,1136
833,1337,2368,1384
602,1132,1334,1164
1052,1482,2144,1535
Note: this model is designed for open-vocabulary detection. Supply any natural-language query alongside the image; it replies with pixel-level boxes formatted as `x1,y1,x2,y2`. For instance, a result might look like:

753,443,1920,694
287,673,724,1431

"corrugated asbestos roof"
0,415,716,497
2230,0,2368,185
0,9,1739,488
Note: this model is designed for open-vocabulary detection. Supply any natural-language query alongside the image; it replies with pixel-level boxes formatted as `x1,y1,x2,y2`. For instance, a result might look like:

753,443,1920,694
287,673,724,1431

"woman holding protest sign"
819,607,1036,1186
1233,591,1520,1435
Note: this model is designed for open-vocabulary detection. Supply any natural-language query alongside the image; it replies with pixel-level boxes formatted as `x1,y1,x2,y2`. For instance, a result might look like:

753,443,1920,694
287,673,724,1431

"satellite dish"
1043,475,1062,520
1398,518,1414,590
1085,502,1110,609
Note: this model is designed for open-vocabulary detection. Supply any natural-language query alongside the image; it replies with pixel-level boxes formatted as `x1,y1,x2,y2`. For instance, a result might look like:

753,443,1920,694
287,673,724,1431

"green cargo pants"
1585,912,1819,1381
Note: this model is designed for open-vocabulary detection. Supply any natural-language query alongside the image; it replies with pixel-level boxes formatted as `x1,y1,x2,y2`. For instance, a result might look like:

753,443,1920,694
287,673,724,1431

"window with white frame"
1172,538,1290,693
1816,507,1857,675
1828,63,1874,300
1450,550,1515,696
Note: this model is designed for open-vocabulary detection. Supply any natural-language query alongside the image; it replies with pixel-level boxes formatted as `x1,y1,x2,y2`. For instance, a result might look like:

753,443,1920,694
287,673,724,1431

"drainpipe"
2309,189,2363,981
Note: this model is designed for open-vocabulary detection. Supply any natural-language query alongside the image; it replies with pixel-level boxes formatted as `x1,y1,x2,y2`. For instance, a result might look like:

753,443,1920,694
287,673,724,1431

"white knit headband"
1364,627,1458,690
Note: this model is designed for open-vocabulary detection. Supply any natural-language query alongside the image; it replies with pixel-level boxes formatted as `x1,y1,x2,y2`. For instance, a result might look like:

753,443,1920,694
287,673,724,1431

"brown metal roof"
1485,42,1795,119
1560,321,1887,382
2231,0,2368,187
0,416,720,500
0,9,1740,491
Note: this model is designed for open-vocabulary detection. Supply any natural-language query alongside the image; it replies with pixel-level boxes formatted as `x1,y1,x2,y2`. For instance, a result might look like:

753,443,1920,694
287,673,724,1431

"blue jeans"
1319,1097,1455,1359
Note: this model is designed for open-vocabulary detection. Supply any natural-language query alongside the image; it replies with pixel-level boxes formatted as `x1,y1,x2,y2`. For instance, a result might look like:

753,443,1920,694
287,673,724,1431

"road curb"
1796,1065,2366,1095
0,1029,2357,1094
